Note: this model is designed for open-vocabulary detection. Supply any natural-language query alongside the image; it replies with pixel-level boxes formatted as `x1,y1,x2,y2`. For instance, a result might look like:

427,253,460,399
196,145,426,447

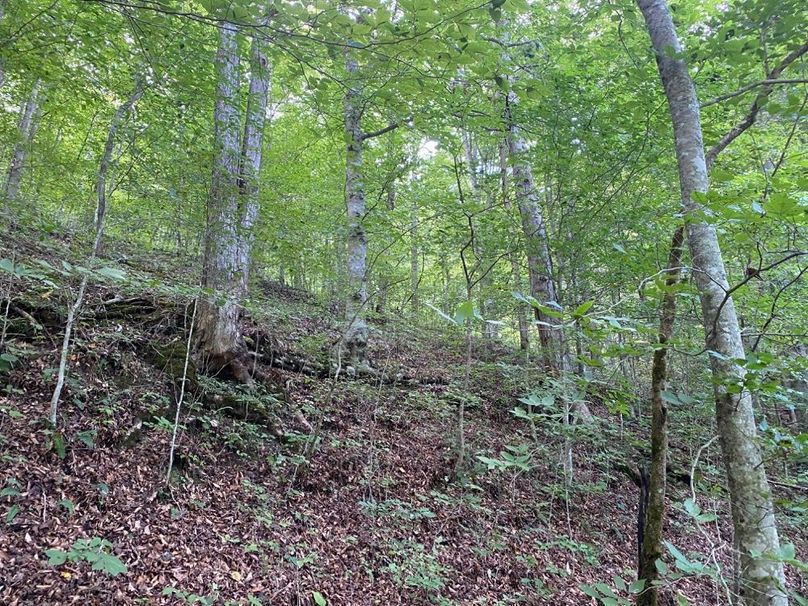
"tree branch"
705,40,808,168
361,117,410,141
701,78,808,108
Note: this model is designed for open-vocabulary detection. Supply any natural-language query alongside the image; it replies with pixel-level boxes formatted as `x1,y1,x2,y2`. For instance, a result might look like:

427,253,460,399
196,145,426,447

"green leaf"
573,300,594,318
629,579,646,594
51,432,66,459
454,300,475,325
5,504,20,524
46,549,68,565
76,430,96,448
96,266,127,281
91,552,128,576
312,591,327,606
594,582,617,598
58,499,76,515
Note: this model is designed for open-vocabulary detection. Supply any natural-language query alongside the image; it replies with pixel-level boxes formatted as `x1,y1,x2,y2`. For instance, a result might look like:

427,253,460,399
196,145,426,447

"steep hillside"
0,227,804,605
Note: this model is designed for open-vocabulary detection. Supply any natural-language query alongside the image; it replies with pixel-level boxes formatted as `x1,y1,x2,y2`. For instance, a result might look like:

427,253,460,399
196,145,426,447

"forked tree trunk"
638,226,684,606
195,22,250,381
4,79,43,209
343,49,369,367
637,1,787,603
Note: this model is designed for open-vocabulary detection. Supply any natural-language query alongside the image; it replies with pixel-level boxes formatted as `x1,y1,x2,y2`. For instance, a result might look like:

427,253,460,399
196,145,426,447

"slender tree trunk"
237,30,271,297
505,96,561,369
49,74,143,425
499,140,530,351
4,79,43,210
638,2,787,604
410,198,420,315
195,22,251,381
638,226,684,606
95,79,145,241
343,49,369,367
463,133,498,339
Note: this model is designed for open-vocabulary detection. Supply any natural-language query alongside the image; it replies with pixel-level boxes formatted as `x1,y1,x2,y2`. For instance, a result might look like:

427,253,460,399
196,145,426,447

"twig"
166,299,197,485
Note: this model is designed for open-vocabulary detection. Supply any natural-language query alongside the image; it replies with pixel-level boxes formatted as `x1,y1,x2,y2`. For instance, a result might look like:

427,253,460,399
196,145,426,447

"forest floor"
0,226,805,605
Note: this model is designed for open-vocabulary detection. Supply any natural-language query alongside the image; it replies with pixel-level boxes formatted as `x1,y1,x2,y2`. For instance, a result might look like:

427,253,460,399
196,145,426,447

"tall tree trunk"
638,226,684,606
499,140,530,351
95,78,145,242
237,30,271,298
637,2,787,603
4,79,43,210
410,197,420,315
343,49,369,367
195,22,250,381
505,95,561,370
49,74,144,425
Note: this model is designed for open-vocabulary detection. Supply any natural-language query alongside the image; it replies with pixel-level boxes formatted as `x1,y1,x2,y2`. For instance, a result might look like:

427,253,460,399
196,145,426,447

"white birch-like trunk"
637,1,786,603
237,30,271,298
49,75,144,424
343,50,369,366
195,22,250,380
4,79,43,209
95,79,145,240
505,97,562,369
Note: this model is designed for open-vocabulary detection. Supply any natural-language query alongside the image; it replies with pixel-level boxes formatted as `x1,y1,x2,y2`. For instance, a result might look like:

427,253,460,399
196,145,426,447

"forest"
0,0,806,604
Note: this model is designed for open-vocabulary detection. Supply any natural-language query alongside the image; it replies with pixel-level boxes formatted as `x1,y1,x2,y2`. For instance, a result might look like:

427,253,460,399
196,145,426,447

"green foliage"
382,539,451,596
45,537,128,576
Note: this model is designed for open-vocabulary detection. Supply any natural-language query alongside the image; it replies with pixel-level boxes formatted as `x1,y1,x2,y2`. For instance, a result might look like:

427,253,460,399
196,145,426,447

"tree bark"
505,93,562,369
462,132,498,340
4,79,43,210
410,197,420,315
637,1,787,603
343,48,369,367
195,22,251,381
499,139,530,351
638,226,684,606
237,30,271,298
95,79,145,241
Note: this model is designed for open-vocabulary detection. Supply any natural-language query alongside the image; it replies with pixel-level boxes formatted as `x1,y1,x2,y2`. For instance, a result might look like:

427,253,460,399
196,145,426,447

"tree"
195,12,272,381
4,79,43,211
637,1,787,603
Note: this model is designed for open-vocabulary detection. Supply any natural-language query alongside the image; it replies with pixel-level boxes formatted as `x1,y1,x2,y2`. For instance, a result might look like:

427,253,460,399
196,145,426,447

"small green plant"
3,480,21,525
476,443,534,473
382,539,450,597
46,537,127,576
580,577,646,605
